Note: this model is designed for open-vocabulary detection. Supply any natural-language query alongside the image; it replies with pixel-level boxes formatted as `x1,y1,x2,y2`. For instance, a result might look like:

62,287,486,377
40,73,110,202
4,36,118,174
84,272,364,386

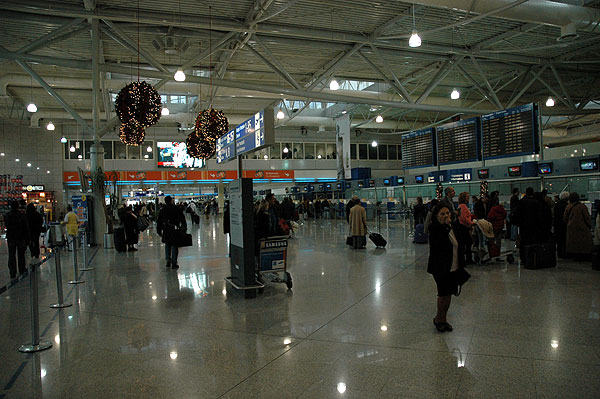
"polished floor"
0,215,599,398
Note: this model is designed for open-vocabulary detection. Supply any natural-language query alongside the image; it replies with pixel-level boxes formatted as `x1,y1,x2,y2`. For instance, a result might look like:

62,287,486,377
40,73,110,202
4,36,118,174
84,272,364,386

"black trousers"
458,225,473,263
8,239,27,277
29,234,40,258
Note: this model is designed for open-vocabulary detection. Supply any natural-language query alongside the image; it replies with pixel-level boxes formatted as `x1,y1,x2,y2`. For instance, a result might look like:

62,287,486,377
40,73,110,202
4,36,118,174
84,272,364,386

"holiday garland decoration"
119,121,146,146
436,183,444,200
115,81,161,145
186,108,229,159
480,180,489,196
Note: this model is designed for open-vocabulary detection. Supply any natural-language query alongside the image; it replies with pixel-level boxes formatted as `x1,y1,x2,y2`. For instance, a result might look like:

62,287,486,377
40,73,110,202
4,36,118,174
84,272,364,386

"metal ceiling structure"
0,0,599,145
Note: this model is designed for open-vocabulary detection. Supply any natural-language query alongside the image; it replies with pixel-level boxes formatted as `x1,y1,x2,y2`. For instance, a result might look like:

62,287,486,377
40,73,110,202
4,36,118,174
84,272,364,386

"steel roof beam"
305,43,364,91
367,45,413,103
468,56,504,109
17,17,86,54
507,65,548,108
357,51,411,104
456,64,499,107
246,43,301,90
181,32,237,71
550,65,575,109
472,23,540,51
416,56,464,104
253,35,301,90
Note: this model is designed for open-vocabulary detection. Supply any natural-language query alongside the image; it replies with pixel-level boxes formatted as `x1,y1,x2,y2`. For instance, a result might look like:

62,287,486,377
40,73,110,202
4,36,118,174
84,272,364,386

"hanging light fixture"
161,106,170,116
276,109,285,119
146,145,153,153
263,154,268,160
371,140,378,147
329,79,340,91
60,137,67,143
174,68,186,82
69,145,75,152
27,102,37,113
46,121,55,131
450,89,460,100
409,7,421,48
546,97,555,107
375,115,384,123
283,146,289,153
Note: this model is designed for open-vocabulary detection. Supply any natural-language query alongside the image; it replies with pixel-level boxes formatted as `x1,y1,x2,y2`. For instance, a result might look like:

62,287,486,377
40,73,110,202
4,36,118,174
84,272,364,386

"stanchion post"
19,260,52,353
79,230,93,271
68,235,84,284
50,247,72,308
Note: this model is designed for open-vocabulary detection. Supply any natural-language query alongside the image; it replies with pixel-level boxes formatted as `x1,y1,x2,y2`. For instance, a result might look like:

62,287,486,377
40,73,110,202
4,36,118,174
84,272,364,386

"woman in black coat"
26,203,44,258
122,206,139,251
427,204,464,333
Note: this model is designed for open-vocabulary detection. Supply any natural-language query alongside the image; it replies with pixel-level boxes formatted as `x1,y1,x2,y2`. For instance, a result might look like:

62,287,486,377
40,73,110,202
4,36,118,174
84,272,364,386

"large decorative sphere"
115,81,162,128
186,132,216,159
119,121,146,146
194,108,229,140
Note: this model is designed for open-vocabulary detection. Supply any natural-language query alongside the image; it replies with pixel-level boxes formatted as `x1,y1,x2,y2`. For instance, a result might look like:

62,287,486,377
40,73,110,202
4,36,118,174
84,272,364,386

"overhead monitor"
383,179,390,186
580,158,599,171
157,142,205,168
397,177,405,185
369,179,376,187
478,169,489,179
508,165,522,177
415,175,424,184
357,181,364,188
336,182,343,190
325,183,332,190
345,182,352,189
538,162,553,174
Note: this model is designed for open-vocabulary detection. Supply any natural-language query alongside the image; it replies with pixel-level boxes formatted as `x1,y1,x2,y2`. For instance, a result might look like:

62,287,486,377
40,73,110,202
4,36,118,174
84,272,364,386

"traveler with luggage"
564,192,593,261
428,204,464,333
349,199,367,249
413,197,428,228
512,187,552,265
26,203,44,260
457,192,474,264
487,196,507,258
346,196,358,224
254,200,273,254
554,192,569,258
63,205,80,251
4,200,30,278
157,196,187,269
121,206,139,252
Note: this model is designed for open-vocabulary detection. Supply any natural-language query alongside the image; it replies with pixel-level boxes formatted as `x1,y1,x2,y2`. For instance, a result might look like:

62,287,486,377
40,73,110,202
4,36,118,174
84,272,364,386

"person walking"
4,200,30,278
413,196,428,228
428,204,463,333
564,192,593,261
512,187,551,261
157,196,187,269
122,206,139,252
349,199,367,249
63,205,79,251
457,192,474,264
346,196,358,224
26,203,44,260
553,191,569,258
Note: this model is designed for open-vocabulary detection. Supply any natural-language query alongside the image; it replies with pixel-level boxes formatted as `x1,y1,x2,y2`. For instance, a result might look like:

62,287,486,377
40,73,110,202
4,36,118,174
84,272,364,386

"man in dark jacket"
26,203,44,259
473,193,489,220
157,196,186,269
413,196,428,228
513,187,551,260
553,191,569,258
346,196,358,223
5,200,30,278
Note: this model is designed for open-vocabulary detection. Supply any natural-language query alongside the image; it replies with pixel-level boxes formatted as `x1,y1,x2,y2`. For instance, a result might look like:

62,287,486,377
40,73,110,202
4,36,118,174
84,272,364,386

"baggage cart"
471,222,515,265
257,236,292,290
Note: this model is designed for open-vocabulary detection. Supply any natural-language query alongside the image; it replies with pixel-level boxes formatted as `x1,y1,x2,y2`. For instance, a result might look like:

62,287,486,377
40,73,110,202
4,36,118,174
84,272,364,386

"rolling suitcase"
523,242,556,269
114,227,126,253
369,232,387,248
414,224,428,244
488,241,501,258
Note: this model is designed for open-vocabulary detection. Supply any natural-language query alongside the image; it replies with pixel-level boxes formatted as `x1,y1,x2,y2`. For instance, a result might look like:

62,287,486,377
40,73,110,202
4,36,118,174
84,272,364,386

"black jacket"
157,204,186,243
509,194,520,217
473,200,488,220
345,200,355,223
553,199,568,232
4,209,30,241
427,220,463,275
223,204,230,235
413,203,428,225
26,208,44,240
513,195,552,243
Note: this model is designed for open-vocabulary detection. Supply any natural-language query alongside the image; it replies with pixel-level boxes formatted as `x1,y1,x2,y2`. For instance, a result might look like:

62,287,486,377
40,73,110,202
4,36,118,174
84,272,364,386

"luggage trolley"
471,222,515,265
257,236,293,290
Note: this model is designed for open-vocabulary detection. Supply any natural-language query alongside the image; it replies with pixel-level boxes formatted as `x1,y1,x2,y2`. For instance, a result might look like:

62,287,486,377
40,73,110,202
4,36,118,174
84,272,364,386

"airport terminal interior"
1,0,600,398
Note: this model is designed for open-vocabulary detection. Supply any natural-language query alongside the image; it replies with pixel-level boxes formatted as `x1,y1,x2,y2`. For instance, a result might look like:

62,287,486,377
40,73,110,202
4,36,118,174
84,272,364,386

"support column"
217,183,225,211
90,143,106,246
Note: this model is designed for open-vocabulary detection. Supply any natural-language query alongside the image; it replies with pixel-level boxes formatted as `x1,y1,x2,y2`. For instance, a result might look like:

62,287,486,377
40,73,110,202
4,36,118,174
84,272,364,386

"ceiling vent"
152,35,190,54
557,22,579,42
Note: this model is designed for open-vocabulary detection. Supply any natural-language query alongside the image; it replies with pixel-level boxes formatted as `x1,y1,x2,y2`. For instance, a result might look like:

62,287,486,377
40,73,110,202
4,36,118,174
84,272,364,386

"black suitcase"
369,232,387,248
523,242,556,269
114,227,126,253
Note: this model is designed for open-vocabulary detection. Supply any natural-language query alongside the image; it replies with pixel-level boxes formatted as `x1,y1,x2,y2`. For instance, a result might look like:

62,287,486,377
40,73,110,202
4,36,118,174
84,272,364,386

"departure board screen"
481,103,537,159
436,117,479,165
401,128,435,169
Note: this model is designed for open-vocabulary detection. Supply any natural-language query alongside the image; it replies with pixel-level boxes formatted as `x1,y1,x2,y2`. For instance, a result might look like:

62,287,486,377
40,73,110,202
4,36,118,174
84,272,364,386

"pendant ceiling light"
546,97,555,107
408,7,421,48
375,115,384,123
371,140,378,147
283,146,289,153
46,121,55,131
174,68,186,82
450,89,460,100
276,109,285,119
69,145,76,152
27,103,37,113
161,106,170,116
329,79,340,91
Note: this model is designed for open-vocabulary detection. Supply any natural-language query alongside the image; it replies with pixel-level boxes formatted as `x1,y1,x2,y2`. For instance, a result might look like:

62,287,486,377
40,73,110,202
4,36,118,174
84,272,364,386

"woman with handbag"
564,191,593,261
428,204,468,333
157,196,187,269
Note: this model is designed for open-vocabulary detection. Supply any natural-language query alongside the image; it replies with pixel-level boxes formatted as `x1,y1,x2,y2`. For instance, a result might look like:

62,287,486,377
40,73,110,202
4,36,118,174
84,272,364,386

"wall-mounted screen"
415,175,424,183
369,179,375,187
508,166,522,177
383,179,390,186
157,142,205,168
478,169,489,179
580,158,599,171
357,181,364,188
538,162,553,174
401,128,435,168
397,177,404,185
336,183,343,190
325,184,332,190
481,103,538,159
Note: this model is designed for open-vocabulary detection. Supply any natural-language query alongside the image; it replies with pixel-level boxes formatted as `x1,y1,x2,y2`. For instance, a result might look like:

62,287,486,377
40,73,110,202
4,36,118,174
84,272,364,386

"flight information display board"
216,128,236,164
401,128,435,169
481,103,538,159
235,108,274,156
436,117,480,165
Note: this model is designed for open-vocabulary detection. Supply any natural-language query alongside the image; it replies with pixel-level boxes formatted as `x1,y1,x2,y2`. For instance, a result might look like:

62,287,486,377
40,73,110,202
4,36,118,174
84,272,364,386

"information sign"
216,128,236,164
235,109,275,156
481,103,538,159
401,128,435,169
436,118,479,165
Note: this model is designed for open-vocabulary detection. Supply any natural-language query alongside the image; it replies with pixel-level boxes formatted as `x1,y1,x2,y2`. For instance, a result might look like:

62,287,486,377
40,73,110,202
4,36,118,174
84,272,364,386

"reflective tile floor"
1,216,600,398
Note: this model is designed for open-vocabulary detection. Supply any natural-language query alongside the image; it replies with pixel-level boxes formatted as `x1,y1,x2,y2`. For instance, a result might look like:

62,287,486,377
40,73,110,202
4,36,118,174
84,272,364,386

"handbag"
450,268,471,296
346,236,353,246
136,215,149,232
175,230,193,247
